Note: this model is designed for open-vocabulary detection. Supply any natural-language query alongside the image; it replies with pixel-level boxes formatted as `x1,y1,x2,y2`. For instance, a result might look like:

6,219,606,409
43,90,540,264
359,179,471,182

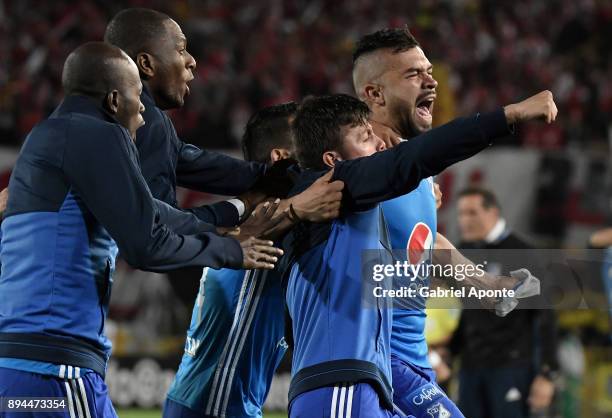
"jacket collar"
52,94,120,125
140,83,156,108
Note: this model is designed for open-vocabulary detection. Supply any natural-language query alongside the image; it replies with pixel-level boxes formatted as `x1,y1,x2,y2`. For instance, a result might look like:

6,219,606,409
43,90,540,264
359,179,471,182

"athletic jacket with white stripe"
0,95,244,378
281,109,512,410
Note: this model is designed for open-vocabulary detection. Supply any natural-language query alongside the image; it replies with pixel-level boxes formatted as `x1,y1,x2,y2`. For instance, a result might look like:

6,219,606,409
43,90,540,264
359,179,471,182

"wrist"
503,103,519,124
287,203,303,223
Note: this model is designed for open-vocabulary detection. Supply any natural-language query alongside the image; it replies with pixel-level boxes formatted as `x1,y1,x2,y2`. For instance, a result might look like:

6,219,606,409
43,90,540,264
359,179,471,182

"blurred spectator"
1,0,611,149
450,186,559,418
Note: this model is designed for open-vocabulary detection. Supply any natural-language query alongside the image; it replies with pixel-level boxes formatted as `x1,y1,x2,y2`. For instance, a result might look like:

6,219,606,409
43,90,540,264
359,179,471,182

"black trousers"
457,366,532,418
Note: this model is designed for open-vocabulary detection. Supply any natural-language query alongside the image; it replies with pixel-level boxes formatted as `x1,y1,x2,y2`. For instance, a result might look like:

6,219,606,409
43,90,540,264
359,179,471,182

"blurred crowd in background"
1,0,611,150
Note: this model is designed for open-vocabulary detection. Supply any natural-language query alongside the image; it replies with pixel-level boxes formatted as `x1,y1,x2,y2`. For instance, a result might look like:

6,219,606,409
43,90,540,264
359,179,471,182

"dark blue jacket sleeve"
184,201,240,227
333,109,511,211
153,199,220,234
62,124,243,271
176,141,266,196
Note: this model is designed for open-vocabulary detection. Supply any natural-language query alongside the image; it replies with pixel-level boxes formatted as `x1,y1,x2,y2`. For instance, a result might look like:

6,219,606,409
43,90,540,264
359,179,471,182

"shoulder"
64,115,132,156
500,232,533,249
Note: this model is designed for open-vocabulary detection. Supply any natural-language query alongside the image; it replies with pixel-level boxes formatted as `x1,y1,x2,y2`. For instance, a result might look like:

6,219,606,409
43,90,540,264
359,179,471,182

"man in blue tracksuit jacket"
104,8,269,228
0,43,281,418
282,89,556,418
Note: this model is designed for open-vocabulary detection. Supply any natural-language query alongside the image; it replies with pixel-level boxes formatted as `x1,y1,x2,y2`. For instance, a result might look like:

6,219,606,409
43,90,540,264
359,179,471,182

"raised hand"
504,90,558,124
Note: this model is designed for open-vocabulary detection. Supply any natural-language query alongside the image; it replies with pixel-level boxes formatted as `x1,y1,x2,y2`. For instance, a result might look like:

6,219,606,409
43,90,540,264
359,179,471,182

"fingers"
390,135,403,147
248,260,276,270
379,134,395,149
550,98,558,123
263,198,281,218
243,237,273,247
539,90,557,124
242,237,285,270
251,198,281,219
327,180,344,192
317,169,335,183
252,244,284,257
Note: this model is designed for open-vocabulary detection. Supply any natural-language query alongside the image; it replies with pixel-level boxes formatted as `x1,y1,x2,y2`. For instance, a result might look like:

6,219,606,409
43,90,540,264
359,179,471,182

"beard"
392,104,421,139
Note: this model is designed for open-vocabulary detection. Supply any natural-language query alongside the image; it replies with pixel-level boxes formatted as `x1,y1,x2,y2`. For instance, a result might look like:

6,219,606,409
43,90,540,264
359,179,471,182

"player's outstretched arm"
332,90,557,212
432,232,519,291
433,233,540,316
176,140,266,196
62,125,280,272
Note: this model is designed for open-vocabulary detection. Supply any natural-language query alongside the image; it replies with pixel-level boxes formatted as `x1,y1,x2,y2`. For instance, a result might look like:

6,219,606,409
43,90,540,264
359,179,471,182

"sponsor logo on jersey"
412,384,444,406
427,402,451,418
407,222,434,265
185,336,202,357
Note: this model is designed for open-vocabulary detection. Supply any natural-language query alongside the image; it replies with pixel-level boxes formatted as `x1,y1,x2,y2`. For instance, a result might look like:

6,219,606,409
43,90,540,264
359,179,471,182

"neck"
370,118,403,140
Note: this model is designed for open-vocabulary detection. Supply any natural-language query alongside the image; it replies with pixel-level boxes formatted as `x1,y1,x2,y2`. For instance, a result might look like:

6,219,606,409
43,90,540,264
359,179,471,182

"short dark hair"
62,42,133,99
292,94,371,170
352,27,420,63
458,186,500,210
241,102,298,164
104,8,172,59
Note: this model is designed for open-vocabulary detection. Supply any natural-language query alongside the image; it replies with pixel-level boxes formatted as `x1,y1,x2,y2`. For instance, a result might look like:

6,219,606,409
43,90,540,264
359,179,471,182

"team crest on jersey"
407,222,434,265
427,402,451,418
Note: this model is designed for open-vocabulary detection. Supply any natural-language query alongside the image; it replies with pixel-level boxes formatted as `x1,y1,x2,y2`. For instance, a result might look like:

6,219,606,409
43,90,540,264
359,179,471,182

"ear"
136,52,155,79
322,151,342,168
270,148,291,162
104,90,120,115
364,83,385,106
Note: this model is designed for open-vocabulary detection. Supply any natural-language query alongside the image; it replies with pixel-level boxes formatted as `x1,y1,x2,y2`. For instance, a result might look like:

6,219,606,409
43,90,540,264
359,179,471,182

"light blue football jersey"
382,178,437,368
166,267,287,418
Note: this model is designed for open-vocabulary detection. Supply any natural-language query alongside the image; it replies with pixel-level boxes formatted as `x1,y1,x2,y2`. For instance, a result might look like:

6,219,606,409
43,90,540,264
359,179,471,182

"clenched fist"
504,90,558,124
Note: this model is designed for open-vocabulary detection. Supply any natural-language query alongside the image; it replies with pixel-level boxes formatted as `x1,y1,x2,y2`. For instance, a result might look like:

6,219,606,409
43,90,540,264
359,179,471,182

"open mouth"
416,95,435,119
185,75,194,96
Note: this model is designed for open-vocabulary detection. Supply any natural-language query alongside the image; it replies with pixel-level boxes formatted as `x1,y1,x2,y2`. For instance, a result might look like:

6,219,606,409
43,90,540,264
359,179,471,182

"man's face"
115,60,146,139
379,47,437,137
149,19,196,110
339,121,386,160
457,195,499,242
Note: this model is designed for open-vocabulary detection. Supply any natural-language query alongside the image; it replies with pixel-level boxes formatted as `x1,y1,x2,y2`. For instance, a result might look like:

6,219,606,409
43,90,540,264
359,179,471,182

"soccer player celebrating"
0,42,281,417
104,9,341,229
163,103,344,418
352,28,553,417
282,90,556,417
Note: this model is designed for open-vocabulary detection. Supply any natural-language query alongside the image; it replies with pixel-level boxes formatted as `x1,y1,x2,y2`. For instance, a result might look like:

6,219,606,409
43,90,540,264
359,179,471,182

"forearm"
154,199,218,235
176,142,266,195
185,200,241,227
432,233,492,289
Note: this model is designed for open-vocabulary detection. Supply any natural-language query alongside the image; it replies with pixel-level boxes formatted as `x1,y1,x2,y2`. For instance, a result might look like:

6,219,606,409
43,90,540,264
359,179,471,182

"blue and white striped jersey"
166,267,286,418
